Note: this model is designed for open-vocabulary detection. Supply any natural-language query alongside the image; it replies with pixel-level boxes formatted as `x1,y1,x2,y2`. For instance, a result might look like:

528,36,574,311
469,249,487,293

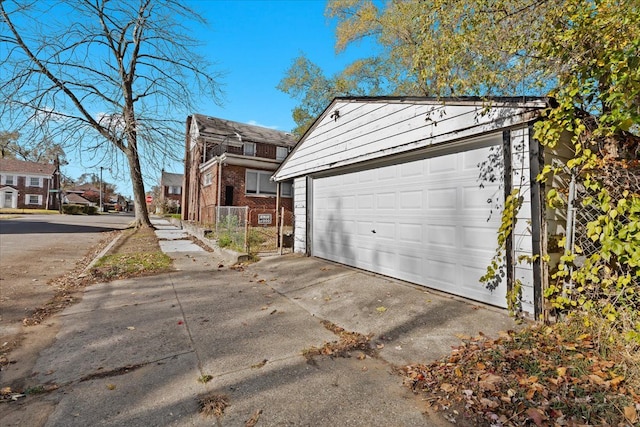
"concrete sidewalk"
6,218,518,426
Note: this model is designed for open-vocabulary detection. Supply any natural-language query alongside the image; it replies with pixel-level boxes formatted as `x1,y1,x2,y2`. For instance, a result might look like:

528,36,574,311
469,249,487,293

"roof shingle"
191,114,297,147
0,158,57,175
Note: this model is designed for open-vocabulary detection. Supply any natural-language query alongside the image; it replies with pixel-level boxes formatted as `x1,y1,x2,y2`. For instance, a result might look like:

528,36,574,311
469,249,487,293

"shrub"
217,234,233,248
62,204,98,215
62,204,84,215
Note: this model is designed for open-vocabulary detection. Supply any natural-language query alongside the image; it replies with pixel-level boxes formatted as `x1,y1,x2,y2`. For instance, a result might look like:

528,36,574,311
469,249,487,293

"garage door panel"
378,167,397,180
462,226,500,252
400,162,424,177
398,223,423,243
425,258,458,283
428,188,457,209
399,190,423,209
430,155,458,173
376,192,396,209
312,144,506,308
462,186,497,210
462,146,494,168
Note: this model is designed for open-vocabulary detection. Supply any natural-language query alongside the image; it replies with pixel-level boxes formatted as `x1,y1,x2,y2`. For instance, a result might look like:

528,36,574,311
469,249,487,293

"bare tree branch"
0,0,222,226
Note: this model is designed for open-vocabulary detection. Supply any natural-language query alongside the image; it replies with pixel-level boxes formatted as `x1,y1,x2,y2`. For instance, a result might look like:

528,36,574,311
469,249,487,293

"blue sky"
66,0,370,196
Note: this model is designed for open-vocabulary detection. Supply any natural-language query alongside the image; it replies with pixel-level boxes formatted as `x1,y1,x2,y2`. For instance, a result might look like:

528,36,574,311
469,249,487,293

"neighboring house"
273,96,571,318
158,170,183,213
66,183,100,202
183,114,298,225
0,158,60,210
64,192,94,206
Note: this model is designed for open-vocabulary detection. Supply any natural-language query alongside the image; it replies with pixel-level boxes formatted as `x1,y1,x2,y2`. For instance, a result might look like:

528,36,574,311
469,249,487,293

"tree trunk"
127,144,153,229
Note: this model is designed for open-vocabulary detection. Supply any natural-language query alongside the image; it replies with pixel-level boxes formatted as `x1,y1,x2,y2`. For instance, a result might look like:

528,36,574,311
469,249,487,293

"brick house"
182,114,297,226
159,170,183,213
0,158,61,210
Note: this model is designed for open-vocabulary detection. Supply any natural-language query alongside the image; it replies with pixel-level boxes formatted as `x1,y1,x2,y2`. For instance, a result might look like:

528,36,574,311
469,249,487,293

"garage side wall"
510,126,535,315
293,177,307,254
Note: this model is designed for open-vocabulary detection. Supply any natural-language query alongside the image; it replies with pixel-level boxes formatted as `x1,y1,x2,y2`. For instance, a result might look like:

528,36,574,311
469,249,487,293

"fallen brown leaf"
245,409,262,427
624,405,637,424
198,393,229,418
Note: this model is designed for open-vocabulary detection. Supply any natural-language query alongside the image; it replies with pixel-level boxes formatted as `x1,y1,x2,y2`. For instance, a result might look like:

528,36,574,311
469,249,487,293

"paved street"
0,213,133,337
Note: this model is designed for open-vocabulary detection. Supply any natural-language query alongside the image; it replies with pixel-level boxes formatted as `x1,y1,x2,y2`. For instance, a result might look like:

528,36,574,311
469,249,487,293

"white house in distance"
273,96,568,318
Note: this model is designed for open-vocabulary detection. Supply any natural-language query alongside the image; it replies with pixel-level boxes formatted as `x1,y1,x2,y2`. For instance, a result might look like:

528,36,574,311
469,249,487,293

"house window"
203,172,212,186
243,142,256,156
276,146,288,161
26,194,42,205
28,176,42,187
2,175,15,185
168,186,181,195
245,170,277,196
280,181,293,198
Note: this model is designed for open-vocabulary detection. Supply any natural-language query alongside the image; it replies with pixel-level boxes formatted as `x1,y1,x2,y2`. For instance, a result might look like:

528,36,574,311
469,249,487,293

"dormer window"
243,142,256,156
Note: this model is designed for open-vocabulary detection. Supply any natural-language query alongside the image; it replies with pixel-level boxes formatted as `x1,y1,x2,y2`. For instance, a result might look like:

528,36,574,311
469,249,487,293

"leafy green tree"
531,0,640,336
279,0,433,135
1,0,221,227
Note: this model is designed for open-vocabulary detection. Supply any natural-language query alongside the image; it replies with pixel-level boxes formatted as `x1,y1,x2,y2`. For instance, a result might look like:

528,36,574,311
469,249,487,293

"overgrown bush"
62,204,84,215
217,234,233,248
62,204,98,215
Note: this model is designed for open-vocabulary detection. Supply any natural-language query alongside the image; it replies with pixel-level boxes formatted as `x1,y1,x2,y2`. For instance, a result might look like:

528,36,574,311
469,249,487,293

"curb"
80,232,123,276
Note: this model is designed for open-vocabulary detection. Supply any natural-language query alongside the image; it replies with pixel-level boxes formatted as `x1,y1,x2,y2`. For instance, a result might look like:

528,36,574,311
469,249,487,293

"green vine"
544,183,640,343
480,188,523,316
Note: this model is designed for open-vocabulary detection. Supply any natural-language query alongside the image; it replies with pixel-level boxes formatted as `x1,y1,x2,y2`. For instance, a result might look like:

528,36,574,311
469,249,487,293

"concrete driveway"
2,219,518,426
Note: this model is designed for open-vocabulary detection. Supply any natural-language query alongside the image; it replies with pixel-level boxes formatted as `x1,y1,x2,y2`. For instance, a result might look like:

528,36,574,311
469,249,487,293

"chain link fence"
564,161,640,284
211,206,294,255
247,208,294,254
215,206,248,251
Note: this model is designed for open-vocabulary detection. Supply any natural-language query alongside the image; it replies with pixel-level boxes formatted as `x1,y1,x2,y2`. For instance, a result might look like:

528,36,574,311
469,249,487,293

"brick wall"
221,164,293,226
162,187,182,204
199,165,219,224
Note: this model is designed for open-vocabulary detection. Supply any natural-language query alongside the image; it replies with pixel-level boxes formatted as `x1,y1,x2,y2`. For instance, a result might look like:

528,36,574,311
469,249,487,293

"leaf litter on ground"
198,393,229,418
302,320,376,362
401,323,640,426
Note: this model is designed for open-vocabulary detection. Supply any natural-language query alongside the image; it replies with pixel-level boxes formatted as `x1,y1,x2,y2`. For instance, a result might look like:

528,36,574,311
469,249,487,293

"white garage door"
312,144,506,307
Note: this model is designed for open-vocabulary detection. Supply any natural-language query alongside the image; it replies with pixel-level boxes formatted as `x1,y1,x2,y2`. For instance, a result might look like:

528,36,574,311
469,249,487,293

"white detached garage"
274,97,554,317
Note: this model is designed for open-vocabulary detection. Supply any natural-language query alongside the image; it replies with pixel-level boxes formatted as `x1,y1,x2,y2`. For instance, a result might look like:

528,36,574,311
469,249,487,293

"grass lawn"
0,208,60,215
90,227,173,281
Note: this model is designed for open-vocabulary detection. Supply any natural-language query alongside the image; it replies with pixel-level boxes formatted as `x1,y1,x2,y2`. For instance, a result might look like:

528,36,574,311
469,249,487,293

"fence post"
563,172,577,295
279,206,285,255
215,206,219,236
244,206,249,253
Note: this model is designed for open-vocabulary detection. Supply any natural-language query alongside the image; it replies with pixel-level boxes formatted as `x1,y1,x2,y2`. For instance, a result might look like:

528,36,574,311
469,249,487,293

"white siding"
275,99,544,181
510,126,535,314
293,177,306,254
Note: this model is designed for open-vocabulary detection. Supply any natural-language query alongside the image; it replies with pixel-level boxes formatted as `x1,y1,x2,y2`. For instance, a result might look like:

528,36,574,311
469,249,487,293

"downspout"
275,181,281,245
217,160,222,208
